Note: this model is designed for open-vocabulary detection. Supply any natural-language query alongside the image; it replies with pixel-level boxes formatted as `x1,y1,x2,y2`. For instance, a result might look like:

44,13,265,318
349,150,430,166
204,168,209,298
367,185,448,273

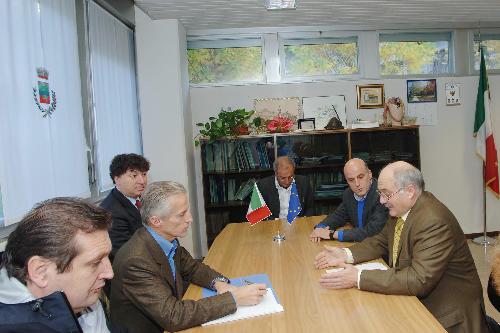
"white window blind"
0,0,90,226
88,1,142,193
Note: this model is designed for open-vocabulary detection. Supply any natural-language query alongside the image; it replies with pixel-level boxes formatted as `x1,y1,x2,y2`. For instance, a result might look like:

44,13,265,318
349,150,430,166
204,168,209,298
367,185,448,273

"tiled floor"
468,239,500,322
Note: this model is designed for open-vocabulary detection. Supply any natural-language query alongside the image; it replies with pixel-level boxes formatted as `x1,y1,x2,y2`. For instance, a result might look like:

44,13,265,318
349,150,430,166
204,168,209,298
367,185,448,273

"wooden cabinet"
200,126,420,247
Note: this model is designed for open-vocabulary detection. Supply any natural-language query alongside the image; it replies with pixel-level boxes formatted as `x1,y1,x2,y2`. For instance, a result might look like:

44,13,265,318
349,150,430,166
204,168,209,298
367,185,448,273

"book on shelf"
235,178,256,201
227,141,237,171
205,143,215,172
350,120,379,129
213,143,223,171
204,140,273,172
209,177,237,204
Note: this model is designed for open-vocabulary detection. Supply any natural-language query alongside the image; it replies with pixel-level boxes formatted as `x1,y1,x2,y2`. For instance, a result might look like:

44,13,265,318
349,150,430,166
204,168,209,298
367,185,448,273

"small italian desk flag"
474,46,499,196
246,183,272,225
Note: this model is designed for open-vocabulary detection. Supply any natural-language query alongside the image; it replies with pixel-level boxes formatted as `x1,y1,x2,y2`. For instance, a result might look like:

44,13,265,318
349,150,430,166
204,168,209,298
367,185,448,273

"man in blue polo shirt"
110,181,266,333
309,158,388,242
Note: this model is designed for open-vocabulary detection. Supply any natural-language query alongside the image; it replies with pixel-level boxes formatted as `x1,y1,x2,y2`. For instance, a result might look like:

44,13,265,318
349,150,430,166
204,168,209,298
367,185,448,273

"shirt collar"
400,210,411,221
353,179,372,202
116,187,139,206
145,226,178,259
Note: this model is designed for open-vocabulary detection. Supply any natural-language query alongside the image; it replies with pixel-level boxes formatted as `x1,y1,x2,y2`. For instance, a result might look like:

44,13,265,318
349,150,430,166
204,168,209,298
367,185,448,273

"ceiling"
134,0,500,32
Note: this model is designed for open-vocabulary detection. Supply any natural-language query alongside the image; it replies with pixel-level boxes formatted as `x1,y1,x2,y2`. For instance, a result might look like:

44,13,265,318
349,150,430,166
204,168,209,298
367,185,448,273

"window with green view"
187,38,264,84
473,35,500,70
282,38,359,77
379,33,452,75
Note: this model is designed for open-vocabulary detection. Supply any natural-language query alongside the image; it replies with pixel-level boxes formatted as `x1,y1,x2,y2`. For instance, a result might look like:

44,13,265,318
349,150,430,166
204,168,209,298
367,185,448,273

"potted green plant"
194,108,255,146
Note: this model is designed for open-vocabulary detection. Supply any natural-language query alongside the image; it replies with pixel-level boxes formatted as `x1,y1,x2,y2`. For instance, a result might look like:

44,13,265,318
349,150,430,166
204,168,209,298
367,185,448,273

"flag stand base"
472,235,496,247
273,231,285,242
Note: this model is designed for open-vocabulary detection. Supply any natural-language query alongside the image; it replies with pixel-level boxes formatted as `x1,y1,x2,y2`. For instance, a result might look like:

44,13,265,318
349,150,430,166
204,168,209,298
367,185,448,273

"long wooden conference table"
181,216,446,333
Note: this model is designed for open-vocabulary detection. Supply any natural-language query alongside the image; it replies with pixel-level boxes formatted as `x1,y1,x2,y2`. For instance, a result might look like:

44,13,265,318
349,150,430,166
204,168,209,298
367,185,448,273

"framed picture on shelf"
298,118,316,130
357,84,385,109
253,97,301,121
302,95,347,129
407,79,437,103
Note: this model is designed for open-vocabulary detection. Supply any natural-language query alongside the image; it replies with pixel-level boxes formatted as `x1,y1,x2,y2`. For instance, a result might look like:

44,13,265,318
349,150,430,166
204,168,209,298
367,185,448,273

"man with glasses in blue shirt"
314,161,488,333
310,158,388,242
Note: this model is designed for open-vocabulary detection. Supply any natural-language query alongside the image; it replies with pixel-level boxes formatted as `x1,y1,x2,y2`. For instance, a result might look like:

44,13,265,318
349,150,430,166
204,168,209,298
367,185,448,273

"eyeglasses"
377,188,402,201
277,175,294,182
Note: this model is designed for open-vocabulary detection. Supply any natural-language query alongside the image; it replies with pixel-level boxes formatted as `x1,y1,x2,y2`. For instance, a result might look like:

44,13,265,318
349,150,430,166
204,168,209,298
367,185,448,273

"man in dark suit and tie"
314,161,489,333
110,181,267,333
100,153,150,260
309,158,388,242
256,156,314,220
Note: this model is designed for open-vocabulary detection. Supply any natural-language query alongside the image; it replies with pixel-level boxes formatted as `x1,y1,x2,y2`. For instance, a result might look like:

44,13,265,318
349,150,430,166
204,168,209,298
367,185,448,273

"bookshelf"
200,126,420,247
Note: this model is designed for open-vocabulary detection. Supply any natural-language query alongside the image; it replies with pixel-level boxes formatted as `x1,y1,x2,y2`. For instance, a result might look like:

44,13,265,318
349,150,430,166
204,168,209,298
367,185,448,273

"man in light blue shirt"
110,181,267,333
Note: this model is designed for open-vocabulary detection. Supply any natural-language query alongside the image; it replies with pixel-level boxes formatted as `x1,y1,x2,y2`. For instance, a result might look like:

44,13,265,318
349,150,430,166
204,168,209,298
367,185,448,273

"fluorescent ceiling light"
265,0,297,10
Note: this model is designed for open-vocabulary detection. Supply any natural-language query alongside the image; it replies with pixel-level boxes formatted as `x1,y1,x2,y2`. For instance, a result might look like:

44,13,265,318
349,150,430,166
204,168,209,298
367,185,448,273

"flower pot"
233,125,250,135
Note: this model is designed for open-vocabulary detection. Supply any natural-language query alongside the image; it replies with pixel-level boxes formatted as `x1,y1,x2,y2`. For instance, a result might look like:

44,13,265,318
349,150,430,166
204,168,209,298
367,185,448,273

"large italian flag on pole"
474,46,500,196
246,183,272,225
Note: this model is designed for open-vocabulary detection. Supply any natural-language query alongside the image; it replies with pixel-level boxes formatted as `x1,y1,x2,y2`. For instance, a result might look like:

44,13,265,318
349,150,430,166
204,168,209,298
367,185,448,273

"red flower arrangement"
267,115,294,133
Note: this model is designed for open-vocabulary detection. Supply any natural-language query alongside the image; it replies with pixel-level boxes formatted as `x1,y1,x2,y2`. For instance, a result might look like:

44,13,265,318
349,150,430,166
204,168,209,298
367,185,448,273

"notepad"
201,274,283,326
202,287,283,326
326,262,388,274
202,273,280,303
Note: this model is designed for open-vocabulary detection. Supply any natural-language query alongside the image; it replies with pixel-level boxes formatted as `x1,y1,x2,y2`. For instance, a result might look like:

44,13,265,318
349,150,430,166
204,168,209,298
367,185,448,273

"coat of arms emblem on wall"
33,67,57,118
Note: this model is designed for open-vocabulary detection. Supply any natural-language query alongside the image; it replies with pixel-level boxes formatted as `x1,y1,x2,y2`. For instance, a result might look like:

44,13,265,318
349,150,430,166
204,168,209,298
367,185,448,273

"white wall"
191,77,500,253
134,7,200,256
133,11,500,255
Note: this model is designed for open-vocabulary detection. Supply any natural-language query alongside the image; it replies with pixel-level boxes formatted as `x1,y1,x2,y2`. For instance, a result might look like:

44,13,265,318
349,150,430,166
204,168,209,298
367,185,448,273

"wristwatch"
211,276,230,290
329,229,336,240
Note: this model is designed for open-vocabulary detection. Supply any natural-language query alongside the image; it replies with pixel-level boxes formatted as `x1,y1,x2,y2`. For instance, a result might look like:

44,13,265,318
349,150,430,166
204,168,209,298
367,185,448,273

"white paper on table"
326,262,388,274
202,288,284,326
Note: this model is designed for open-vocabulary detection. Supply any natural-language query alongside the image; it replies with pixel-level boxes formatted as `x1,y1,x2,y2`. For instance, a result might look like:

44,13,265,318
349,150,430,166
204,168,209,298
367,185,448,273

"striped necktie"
392,217,405,266
135,199,142,209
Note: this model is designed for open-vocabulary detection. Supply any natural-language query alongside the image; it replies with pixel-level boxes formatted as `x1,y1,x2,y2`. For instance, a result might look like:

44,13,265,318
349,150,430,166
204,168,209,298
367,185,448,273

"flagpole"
273,218,285,242
471,30,497,247
473,165,496,246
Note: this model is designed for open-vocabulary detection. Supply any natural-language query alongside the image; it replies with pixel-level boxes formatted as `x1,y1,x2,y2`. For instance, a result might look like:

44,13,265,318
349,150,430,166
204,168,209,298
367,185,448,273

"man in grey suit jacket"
110,181,267,333
310,158,388,242
314,161,489,333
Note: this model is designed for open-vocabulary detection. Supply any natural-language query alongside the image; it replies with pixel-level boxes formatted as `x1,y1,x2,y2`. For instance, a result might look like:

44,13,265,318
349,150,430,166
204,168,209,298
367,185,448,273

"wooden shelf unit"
200,126,420,247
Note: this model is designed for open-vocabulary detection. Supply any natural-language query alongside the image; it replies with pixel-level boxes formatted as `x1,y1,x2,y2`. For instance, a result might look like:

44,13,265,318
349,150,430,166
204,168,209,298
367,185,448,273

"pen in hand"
244,280,267,296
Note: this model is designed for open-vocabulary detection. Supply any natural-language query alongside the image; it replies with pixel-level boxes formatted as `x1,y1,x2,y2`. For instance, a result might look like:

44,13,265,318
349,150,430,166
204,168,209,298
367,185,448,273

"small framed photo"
298,118,316,130
407,79,437,103
357,84,385,109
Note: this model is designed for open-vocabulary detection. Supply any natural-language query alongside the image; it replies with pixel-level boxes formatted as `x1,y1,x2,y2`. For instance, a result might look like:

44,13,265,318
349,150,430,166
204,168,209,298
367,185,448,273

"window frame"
187,34,266,87
378,30,455,78
469,31,500,74
278,31,362,82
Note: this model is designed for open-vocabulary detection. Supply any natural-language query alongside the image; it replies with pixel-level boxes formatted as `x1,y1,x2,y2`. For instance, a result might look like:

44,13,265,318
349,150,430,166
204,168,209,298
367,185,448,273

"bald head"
274,156,295,189
344,158,369,175
378,161,424,217
380,161,425,193
344,158,372,197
